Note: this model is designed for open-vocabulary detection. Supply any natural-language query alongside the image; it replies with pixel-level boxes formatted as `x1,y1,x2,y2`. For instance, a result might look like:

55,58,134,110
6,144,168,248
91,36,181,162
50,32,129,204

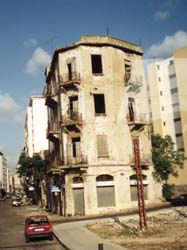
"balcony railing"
47,122,59,141
45,91,58,108
129,154,152,166
66,154,88,166
125,74,143,87
127,113,149,126
61,111,82,127
59,72,81,88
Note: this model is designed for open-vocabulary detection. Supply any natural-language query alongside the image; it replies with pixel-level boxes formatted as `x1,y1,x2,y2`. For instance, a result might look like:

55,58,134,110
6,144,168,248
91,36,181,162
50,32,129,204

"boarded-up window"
97,135,109,157
130,175,148,201
96,175,115,207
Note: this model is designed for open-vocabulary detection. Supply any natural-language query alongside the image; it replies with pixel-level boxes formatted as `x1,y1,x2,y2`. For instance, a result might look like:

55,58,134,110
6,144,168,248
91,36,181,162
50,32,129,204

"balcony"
59,72,81,89
129,154,152,167
47,122,59,141
125,74,143,87
62,154,88,170
45,92,58,108
60,111,82,129
127,113,149,131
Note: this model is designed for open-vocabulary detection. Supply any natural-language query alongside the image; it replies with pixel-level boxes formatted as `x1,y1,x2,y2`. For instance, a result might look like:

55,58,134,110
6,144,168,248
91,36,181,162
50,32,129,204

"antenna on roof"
106,27,109,37
138,38,142,46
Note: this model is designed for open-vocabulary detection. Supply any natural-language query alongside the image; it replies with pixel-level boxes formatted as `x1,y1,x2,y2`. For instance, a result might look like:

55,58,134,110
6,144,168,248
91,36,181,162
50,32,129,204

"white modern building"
0,151,8,191
24,96,49,157
147,47,187,192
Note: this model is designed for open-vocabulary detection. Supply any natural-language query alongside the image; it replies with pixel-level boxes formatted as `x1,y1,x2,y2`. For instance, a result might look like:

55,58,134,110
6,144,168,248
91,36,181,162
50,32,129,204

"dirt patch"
87,207,187,250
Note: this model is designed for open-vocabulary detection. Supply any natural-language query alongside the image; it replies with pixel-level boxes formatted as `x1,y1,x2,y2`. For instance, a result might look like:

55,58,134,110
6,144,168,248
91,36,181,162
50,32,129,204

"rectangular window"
91,55,103,74
97,134,109,158
169,73,176,79
169,60,174,65
72,137,80,157
157,64,160,70
158,77,161,82
125,64,131,81
172,102,179,107
176,133,183,137
171,88,178,94
67,63,72,80
160,91,162,96
93,94,106,114
174,117,181,122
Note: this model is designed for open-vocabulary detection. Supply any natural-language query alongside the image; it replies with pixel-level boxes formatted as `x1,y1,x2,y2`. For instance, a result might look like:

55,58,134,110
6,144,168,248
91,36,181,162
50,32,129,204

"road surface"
0,198,66,250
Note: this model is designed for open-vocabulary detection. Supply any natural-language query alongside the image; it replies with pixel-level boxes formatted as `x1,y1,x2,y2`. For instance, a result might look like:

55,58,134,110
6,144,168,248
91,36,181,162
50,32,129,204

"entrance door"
73,188,85,215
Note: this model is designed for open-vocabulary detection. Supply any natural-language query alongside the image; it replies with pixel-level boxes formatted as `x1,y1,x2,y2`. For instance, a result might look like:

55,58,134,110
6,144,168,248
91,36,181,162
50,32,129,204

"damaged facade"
44,35,161,216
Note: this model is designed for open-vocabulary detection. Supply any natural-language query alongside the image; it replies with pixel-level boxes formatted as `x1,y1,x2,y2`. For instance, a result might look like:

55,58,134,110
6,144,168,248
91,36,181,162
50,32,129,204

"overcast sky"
0,0,187,169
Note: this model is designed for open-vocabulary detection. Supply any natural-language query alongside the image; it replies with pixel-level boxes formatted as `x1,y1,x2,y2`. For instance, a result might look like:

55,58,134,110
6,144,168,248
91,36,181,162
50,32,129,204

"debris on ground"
87,207,187,250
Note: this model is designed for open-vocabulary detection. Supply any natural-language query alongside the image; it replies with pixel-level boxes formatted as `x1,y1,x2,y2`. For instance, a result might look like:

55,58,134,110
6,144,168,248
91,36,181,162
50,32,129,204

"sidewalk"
24,202,171,250
53,219,125,250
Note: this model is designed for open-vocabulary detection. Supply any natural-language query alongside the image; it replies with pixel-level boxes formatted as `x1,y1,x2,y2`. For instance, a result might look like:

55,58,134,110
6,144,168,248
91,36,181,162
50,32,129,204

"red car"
24,215,53,242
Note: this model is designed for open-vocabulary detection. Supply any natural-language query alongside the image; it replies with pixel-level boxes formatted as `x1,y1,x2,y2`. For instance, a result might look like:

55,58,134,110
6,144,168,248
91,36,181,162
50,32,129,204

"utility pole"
133,138,147,229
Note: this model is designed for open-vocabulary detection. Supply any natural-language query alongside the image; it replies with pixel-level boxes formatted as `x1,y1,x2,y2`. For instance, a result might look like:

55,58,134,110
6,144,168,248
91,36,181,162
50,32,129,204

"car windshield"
28,217,49,226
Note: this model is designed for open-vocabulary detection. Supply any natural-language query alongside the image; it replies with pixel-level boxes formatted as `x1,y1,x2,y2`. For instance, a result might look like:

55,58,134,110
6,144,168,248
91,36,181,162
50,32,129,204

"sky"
0,0,187,169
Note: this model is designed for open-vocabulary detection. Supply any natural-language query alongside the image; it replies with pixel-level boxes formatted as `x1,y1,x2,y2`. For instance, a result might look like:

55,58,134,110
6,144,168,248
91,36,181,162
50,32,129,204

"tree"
151,134,184,200
17,152,47,204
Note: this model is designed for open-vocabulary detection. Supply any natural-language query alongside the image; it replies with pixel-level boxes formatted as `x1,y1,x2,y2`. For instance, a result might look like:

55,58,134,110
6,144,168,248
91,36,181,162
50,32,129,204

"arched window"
96,174,113,182
73,176,83,183
130,174,148,201
96,174,115,207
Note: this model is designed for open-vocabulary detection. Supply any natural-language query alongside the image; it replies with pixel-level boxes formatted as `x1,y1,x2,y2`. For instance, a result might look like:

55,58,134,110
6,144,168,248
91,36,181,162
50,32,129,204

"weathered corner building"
44,35,161,216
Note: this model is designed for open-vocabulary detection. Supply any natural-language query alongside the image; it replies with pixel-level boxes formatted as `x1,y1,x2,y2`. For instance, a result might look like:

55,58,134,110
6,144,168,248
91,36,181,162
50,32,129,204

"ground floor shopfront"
44,165,162,216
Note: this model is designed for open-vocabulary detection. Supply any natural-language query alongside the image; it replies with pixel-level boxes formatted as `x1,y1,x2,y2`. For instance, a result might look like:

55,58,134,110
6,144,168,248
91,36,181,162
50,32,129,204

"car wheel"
25,235,30,243
49,234,53,241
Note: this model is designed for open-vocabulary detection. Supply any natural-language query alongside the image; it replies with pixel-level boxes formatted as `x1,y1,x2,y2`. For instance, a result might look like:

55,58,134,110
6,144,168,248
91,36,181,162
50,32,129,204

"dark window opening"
176,133,183,137
72,137,80,157
171,88,178,94
125,64,131,81
178,148,184,152
128,97,135,122
91,55,103,74
96,174,113,182
169,73,176,79
174,117,181,122
67,63,72,80
73,176,83,183
169,60,174,65
93,94,106,114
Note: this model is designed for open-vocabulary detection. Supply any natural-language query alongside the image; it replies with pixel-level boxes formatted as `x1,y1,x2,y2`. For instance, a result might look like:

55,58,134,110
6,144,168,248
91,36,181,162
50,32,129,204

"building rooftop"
55,35,143,55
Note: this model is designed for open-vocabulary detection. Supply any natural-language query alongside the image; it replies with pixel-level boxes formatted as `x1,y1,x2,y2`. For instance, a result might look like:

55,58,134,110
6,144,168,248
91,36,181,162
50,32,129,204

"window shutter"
97,135,109,157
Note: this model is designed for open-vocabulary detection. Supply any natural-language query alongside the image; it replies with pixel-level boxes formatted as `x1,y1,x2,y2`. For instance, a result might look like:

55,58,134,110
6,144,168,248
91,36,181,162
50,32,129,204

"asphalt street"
0,198,65,250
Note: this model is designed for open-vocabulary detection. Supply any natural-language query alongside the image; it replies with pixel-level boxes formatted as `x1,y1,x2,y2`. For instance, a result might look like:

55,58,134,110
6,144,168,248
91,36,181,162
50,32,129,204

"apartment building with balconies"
147,47,187,194
44,35,161,216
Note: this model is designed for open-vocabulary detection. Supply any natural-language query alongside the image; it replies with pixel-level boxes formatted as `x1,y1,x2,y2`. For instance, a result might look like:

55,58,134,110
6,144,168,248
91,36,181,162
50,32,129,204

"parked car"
12,198,21,207
24,215,53,242
171,193,187,205
0,196,6,201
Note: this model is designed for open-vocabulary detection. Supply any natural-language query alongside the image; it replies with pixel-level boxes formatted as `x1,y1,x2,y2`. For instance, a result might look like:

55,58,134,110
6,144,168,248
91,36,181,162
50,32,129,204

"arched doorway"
96,174,115,207
72,176,85,215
